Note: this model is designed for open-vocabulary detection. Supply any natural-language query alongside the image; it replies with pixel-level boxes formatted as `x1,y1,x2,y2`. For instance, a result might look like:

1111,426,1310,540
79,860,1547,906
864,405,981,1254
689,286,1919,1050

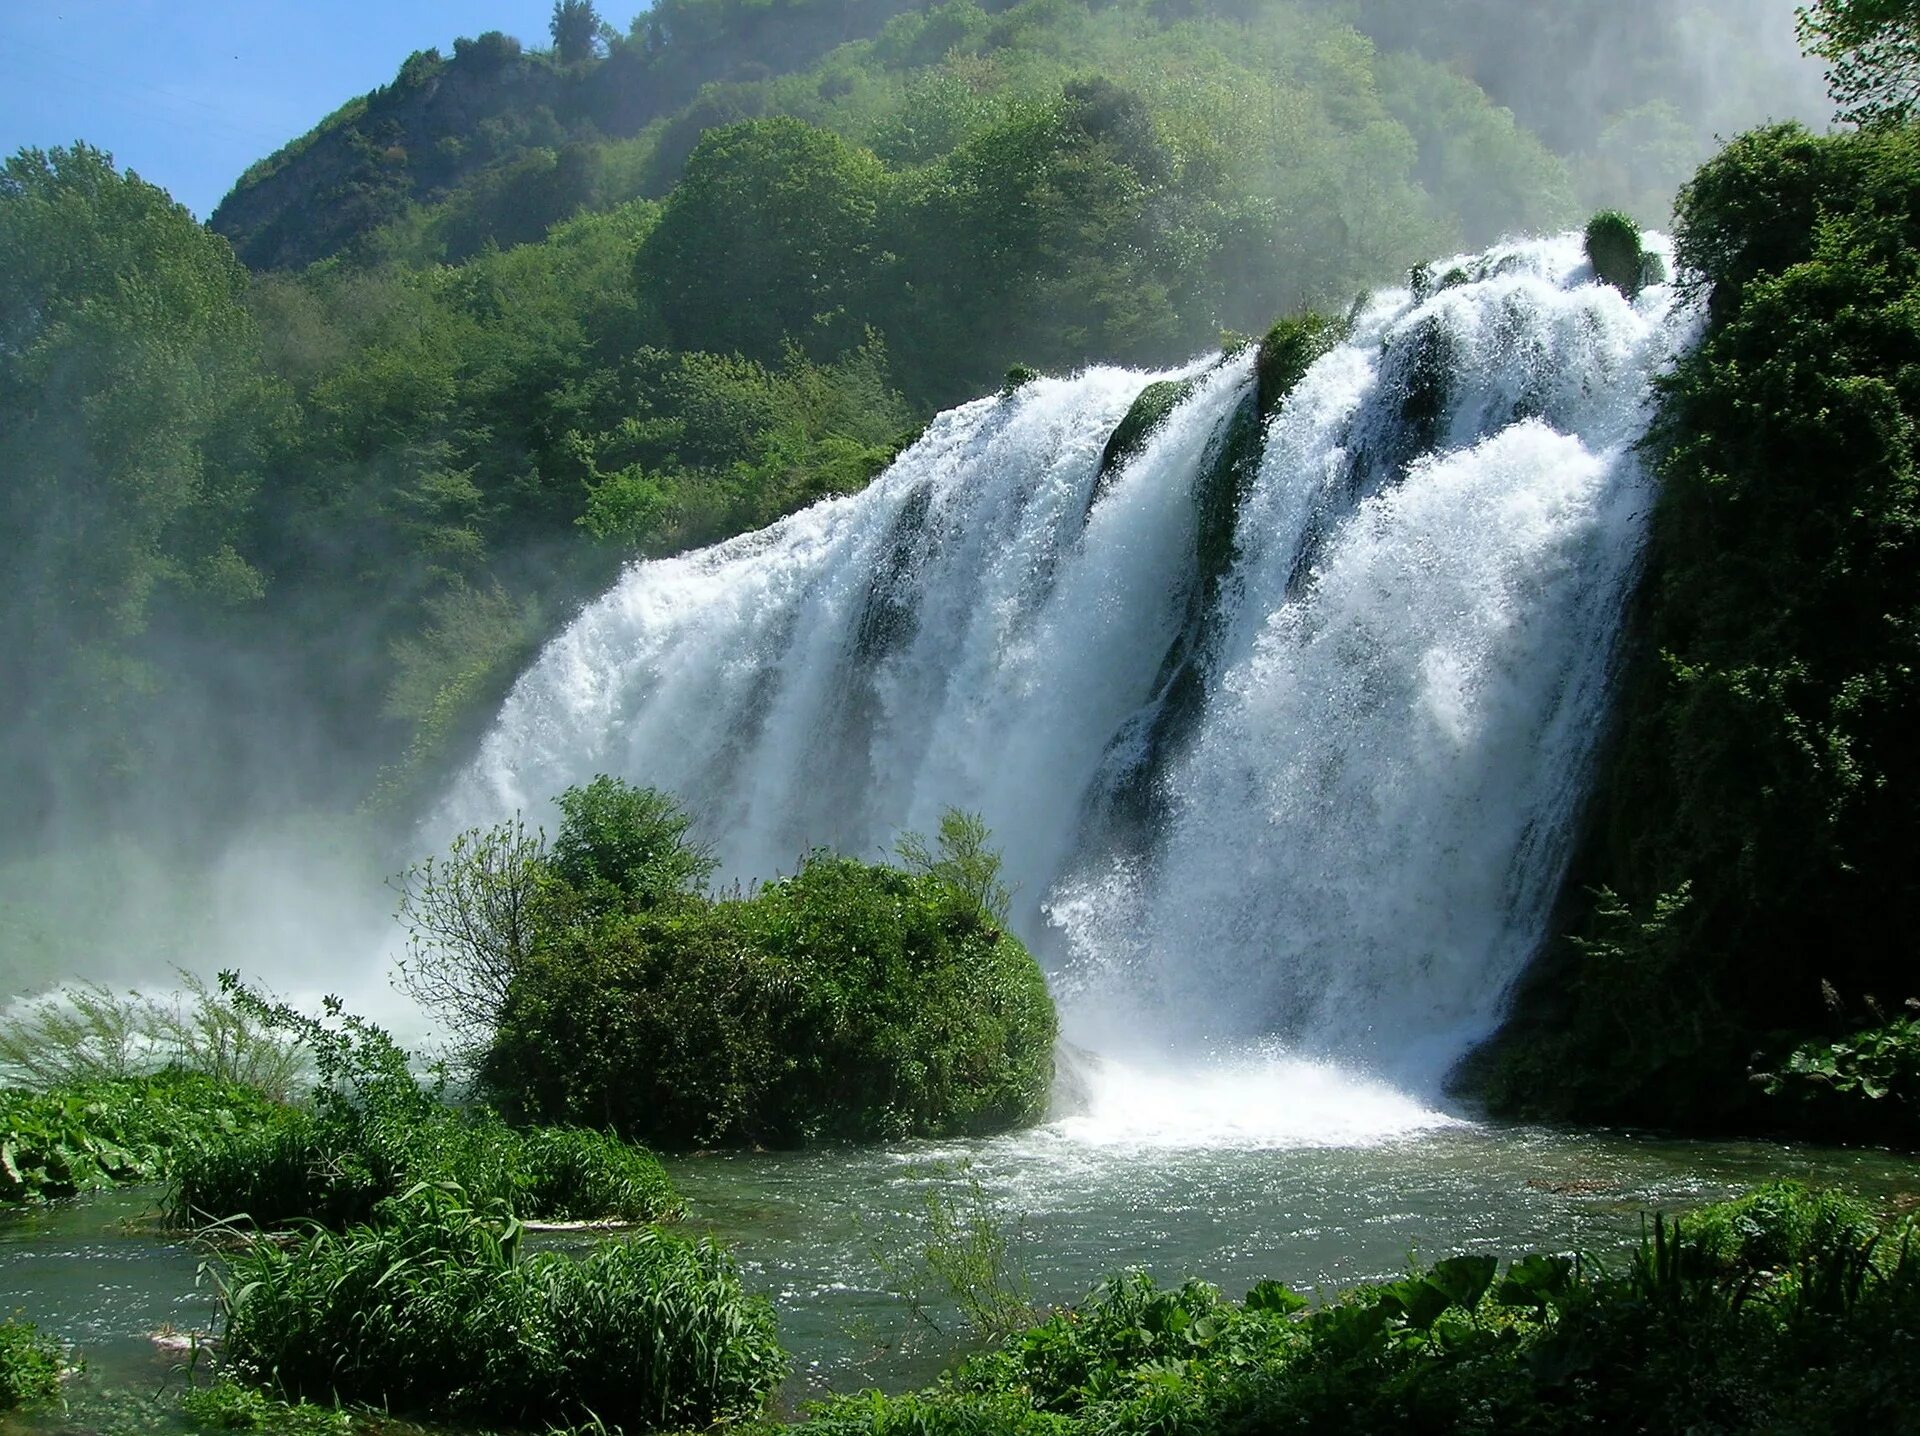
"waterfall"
442,233,1699,1092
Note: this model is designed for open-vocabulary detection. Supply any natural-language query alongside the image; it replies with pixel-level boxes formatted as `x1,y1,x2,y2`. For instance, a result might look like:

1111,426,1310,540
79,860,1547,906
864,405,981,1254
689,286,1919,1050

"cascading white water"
443,233,1699,1129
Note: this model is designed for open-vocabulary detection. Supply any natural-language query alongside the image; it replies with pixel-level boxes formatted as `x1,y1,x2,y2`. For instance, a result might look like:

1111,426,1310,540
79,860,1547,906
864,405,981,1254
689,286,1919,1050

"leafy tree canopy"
1800,0,1920,125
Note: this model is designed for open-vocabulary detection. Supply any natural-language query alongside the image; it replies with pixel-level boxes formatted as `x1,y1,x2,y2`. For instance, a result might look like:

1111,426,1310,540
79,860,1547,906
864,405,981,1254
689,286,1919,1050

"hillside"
211,0,1818,274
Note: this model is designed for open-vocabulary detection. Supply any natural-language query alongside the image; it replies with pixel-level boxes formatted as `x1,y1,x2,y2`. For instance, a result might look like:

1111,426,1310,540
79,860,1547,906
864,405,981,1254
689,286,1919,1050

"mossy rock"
1001,364,1039,393
1133,392,1265,789
1396,314,1456,455
1255,312,1346,419
855,484,933,660
1585,209,1647,297
1092,378,1196,505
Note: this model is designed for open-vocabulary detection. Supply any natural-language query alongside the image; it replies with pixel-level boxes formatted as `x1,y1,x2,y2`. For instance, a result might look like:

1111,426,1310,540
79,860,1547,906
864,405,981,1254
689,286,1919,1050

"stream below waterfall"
4,1086,1919,1430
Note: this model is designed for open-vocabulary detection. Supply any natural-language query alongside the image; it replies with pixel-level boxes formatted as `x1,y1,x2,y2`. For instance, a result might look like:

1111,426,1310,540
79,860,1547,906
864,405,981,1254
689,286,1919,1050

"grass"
167,1106,682,1230
177,1379,352,1433
215,1183,785,1432
0,971,306,1099
162,978,680,1231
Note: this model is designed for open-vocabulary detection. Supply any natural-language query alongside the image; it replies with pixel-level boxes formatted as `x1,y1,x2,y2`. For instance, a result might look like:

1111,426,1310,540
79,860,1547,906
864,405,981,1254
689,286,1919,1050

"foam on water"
1044,1048,1461,1151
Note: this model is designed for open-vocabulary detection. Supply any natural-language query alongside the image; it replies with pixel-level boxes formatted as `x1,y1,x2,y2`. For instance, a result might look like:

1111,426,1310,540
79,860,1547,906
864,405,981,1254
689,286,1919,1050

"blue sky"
0,2,622,218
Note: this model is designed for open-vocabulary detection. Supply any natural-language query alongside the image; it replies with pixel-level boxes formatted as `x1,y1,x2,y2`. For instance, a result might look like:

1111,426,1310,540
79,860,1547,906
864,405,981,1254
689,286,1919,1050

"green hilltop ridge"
213,0,1792,276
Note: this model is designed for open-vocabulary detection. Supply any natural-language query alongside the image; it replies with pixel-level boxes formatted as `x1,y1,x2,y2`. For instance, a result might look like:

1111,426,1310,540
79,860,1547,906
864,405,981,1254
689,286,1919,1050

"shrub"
801,1183,1920,1435
548,775,717,916
0,971,304,1099
177,1380,350,1433
391,814,551,1069
0,1320,61,1410
1758,1006,1920,1146
166,983,678,1229
217,1185,784,1431
393,778,714,1066
0,1071,287,1204
869,1163,1040,1345
483,835,1057,1149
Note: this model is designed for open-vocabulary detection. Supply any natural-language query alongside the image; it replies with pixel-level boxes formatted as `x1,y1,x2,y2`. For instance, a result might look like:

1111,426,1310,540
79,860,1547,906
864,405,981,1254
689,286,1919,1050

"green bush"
393,778,716,1066
801,1183,1920,1435
0,1320,61,1410
548,773,719,916
217,1184,784,1431
177,1379,350,1433
0,1071,287,1204
1758,1007,1920,1146
166,983,677,1229
482,827,1056,1149
171,1105,685,1229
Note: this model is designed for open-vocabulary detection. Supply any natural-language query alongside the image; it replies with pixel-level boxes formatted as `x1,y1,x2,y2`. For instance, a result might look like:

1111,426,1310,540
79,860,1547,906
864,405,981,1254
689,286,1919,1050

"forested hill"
211,0,1815,275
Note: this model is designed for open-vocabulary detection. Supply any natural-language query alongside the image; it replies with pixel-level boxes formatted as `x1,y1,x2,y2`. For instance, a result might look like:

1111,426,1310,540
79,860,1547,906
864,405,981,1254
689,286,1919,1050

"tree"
549,775,717,912
636,118,886,363
550,0,603,65
392,781,716,1065
392,815,552,1066
895,809,1014,928
0,144,284,814
1800,0,1920,126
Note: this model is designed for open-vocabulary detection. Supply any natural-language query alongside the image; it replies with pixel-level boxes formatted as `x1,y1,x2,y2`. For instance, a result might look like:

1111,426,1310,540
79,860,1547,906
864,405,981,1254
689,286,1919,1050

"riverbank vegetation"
0,1073,285,1206
797,1182,1920,1435
215,1183,783,1431
1474,112,1920,1144
399,781,1056,1148
0,1322,61,1412
0,969,680,1227
167,980,679,1228
26,1179,1895,1435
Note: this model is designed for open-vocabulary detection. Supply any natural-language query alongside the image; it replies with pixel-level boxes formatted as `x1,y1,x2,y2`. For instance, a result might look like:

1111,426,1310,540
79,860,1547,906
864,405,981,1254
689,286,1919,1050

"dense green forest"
0,0,1817,852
